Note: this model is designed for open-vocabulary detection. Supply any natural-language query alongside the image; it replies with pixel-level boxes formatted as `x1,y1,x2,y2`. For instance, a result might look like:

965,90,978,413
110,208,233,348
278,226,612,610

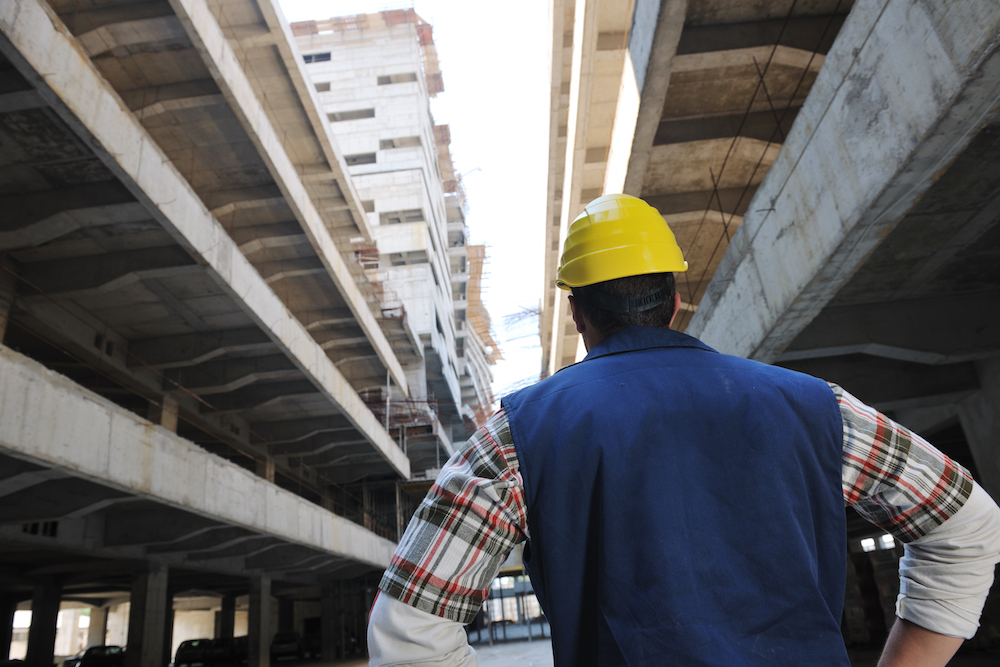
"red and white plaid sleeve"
378,408,526,624
833,383,973,541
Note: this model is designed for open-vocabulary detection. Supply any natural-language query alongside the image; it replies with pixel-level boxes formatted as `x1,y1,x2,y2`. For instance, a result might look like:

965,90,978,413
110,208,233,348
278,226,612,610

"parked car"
62,645,125,667
269,632,303,661
203,636,247,665
174,638,212,667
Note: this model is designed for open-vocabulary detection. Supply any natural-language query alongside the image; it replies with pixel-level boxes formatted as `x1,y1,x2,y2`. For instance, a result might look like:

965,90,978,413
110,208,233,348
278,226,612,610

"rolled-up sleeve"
832,383,1000,638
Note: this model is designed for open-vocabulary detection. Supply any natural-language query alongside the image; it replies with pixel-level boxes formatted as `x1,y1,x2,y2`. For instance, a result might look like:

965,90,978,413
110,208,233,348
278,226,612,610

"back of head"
556,194,687,338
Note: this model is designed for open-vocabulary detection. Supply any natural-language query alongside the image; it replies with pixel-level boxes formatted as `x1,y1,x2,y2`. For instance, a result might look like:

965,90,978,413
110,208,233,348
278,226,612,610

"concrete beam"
779,291,1000,364
604,0,687,195
0,345,397,568
0,88,43,112
688,0,1000,361
197,379,318,413
0,0,409,477
77,16,189,58
128,328,274,369
0,468,67,498
677,14,847,55
121,78,220,113
164,0,403,390
0,478,131,524
272,433,367,457
0,201,151,251
164,355,300,395
0,181,136,237
251,416,354,445
146,526,261,555
103,507,220,547
780,355,980,411
19,246,198,296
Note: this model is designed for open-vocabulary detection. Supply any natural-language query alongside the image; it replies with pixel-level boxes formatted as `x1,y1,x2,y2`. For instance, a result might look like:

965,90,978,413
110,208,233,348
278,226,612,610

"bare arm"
877,619,963,667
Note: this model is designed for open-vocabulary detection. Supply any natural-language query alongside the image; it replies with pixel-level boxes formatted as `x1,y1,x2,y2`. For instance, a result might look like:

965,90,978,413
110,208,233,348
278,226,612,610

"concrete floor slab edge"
253,0,375,244
0,344,397,569
166,0,408,395
0,0,410,479
687,0,1000,361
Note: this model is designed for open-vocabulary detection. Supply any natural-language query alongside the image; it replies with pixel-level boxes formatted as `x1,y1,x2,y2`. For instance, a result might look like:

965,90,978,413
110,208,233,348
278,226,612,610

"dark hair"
571,272,676,337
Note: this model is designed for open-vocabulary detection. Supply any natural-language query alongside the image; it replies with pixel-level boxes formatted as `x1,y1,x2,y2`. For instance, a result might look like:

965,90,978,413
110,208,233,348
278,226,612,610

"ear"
568,295,587,335
669,292,682,328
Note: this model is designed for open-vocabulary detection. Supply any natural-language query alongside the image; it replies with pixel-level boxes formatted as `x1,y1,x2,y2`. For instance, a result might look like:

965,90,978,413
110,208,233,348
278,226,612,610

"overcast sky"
278,0,551,399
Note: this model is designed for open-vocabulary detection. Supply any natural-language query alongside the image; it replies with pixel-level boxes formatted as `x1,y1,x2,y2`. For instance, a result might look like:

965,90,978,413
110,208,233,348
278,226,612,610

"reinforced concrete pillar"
247,575,271,667
0,254,17,344
319,583,338,661
163,591,175,667
255,457,275,484
147,394,179,433
25,579,61,667
87,606,108,647
217,596,235,639
0,595,17,661
958,358,1000,502
125,562,168,667
277,598,293,633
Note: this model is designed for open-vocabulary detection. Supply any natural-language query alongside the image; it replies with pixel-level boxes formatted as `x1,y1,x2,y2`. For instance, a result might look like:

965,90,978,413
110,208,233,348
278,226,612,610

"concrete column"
124,562,168,667
0,595,17,661
87,607,108,647
147,394,179,433
319,584,336,662
0,254,17,343
362,481,372,531
25,580,61,667
163,591,174,667
277,598,293,633
255,457,275,484
247,575,271,667
217,596,235,639
958,358,1000,502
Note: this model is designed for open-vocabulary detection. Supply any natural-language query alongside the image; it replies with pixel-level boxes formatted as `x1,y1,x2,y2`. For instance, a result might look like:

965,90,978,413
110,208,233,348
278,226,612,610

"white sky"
277,0,551,399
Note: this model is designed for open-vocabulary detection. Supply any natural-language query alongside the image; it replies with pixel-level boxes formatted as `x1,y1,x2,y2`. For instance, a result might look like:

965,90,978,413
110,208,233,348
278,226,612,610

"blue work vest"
502,326,848,666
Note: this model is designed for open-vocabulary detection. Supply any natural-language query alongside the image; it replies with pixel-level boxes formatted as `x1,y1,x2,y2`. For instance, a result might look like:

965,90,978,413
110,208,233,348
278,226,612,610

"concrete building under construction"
541,0,1000,648
0,0,495,665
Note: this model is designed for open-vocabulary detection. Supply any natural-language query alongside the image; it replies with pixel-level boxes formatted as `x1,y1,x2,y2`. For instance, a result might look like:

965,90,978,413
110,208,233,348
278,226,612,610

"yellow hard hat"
556,194,688,290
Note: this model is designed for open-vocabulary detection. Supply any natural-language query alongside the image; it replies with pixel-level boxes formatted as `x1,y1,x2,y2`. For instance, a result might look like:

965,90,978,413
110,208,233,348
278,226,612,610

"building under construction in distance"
0,0,498,664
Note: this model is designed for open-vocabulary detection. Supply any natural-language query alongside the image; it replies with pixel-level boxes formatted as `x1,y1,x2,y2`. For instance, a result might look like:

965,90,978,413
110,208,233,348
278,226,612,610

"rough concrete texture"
688,0,1000,361
0,345,397,568
166,0,406,392
0,0,410,478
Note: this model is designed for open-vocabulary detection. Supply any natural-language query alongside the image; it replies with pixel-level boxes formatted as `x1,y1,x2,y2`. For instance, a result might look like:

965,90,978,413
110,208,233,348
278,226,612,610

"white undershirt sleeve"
896,481,1000,639
368,592,479,666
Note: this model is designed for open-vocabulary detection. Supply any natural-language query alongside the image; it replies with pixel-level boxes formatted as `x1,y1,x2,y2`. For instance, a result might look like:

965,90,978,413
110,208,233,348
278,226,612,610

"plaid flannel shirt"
379,383,973,624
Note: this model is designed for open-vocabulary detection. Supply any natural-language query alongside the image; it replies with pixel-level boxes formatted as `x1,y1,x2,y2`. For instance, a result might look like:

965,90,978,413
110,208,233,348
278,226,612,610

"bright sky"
277,0,551,399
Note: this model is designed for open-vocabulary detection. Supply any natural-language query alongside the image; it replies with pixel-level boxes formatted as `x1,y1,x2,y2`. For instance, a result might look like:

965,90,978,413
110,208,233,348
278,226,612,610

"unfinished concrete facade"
293,11,501,463
542,0,1000,647
0,0,470,664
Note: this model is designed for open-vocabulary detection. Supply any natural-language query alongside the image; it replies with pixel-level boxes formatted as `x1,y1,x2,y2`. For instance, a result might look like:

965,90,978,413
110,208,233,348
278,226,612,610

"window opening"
303,52,331,63
344,153,377,166
377,72,418,85
379,209,424,225
315,82,331,92
380,136,421,149
328,109,375,122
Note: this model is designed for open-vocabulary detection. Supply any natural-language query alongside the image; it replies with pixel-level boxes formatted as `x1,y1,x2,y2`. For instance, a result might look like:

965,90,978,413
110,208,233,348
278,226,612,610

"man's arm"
368,409,526,663
876,619,964,667
833,384,1000,664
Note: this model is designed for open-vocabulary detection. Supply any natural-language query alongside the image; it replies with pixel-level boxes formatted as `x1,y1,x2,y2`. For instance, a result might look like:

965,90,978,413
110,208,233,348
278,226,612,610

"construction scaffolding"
467,244,503,365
